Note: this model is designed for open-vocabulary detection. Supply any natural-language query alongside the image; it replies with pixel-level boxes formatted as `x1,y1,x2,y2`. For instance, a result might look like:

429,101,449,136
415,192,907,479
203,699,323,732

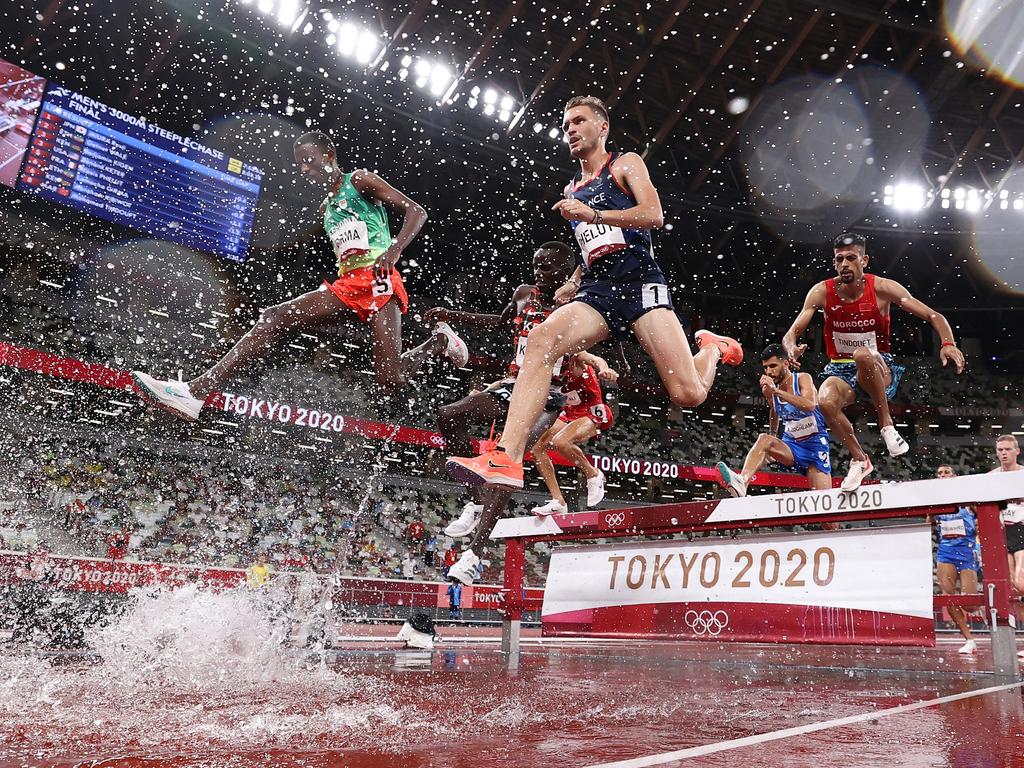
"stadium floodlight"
889,182,926,212
400,55,412,68
355,30,379,64
533,122,544,133
336,22,358,56
965,187,981,212
500,94,514,111
498,109,511,122
276,0,304,28
483,88,498,105
258,0,273,13
483,103,495,116
429,64,451,97
548,127,560,139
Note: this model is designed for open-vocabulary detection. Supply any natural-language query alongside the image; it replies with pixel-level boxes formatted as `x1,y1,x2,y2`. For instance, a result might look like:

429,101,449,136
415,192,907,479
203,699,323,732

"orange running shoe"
447,448,524,488
694,329,744,367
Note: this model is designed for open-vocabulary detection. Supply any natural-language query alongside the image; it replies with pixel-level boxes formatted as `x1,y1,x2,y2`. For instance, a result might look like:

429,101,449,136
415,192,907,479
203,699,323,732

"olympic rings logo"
604,512,627,527
684,609,730,637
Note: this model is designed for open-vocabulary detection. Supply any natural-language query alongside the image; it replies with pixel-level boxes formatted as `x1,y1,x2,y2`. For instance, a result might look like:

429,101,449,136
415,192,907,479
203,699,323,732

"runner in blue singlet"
716,344,833,500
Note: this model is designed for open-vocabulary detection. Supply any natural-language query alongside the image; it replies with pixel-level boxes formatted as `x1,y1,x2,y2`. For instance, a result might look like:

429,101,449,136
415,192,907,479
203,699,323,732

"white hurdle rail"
490,471,1024,676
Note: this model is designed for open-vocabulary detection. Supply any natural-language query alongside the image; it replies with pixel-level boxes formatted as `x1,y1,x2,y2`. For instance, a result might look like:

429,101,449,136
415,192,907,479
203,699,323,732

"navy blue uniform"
773,374,831,476
566,152,672,339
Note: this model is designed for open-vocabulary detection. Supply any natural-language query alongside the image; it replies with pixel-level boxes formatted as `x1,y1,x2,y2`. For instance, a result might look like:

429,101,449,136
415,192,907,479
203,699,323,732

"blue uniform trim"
821,352,905,401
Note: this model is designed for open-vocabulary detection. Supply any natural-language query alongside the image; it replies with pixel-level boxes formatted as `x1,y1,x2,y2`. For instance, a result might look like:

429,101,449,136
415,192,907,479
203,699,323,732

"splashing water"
0,585,432,763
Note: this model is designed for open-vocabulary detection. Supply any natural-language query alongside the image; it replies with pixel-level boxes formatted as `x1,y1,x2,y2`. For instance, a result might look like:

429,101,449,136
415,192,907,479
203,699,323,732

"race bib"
590,404,609,423
565,390,582,407
1002,503,1024,525
575,221,627,266
641,282,671,310
940,518,967,538
784,414,818,440
329,218,370,261
515,334,563,377
832,331,878,356
372,275,393,297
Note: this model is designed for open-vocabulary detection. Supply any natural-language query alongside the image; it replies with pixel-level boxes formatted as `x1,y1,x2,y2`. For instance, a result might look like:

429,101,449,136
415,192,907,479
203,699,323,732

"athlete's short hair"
537,241,573,258
936,464,956,475
536,241,576,272
760,343,789,362
833,232,866,251
564,95,609,123
293,130,335,152
996,434,1019,447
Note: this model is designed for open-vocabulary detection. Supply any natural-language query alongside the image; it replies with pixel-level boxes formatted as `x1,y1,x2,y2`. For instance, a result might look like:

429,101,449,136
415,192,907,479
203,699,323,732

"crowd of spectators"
2,423,553,584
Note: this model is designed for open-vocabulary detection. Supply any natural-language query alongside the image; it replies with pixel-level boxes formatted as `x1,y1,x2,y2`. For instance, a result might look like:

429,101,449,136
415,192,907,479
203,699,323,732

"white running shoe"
716,461,748,498
531,499,567,517
958,639,977,654
840,456,874,492
132,371,204,421
433,322,469,367
880,425,909,457
444,502,483,538
447,548,481,586
586,470,606,507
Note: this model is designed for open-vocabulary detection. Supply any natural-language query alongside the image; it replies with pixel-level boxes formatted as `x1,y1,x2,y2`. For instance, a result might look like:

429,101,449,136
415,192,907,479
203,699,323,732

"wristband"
941,341,957,347
592,209,602,224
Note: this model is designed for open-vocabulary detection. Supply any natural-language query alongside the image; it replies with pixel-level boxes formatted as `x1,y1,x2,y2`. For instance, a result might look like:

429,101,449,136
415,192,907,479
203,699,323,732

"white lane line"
584,681,1024,768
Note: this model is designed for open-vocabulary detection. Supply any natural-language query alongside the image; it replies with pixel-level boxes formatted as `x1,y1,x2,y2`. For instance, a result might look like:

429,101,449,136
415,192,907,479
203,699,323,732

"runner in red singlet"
783,233,965,491
530,355,617,516
425,242,619,585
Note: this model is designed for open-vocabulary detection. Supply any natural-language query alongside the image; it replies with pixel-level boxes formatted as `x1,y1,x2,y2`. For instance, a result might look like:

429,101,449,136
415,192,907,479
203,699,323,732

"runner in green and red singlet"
131,130,468,420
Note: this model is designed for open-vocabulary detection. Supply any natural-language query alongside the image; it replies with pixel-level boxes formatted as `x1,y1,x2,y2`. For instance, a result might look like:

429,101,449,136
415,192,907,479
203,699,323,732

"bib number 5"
372,275,394,298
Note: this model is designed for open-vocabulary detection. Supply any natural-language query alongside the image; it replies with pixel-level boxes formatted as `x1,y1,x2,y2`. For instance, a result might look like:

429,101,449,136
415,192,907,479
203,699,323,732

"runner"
782,232,965,491
445,350,616,587
446,95,741,489
715,344,831,498
933,464,979,655
989,434,1024,659
131,130,467,420
530,354,617,517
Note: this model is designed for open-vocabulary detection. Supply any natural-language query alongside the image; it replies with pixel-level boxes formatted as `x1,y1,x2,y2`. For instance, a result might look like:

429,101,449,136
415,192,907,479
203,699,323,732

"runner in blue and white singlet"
934,464,980,654
716,344,832,500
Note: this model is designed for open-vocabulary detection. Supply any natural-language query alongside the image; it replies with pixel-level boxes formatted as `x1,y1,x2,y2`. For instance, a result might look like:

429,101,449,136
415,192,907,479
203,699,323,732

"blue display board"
16,83,262,262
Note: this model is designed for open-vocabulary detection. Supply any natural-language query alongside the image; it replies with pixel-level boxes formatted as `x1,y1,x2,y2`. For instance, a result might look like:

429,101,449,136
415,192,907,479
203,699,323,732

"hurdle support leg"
501,538,526,669
976,503,1021,681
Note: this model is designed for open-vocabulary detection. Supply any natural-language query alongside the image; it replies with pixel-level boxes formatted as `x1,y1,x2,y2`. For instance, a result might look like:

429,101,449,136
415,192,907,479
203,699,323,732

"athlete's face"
761,356,789,384
833,247,867,284
936,466,956,479
996,439,1020,468
562,106,608,159
532,247,572,290
293,142,336,185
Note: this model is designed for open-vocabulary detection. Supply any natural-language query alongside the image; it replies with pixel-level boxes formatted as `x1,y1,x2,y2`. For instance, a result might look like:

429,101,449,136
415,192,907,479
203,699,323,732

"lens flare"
945,0,1024,87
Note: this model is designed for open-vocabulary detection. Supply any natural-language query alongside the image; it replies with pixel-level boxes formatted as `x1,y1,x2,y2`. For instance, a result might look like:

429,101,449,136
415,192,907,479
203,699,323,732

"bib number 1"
641,282,671,310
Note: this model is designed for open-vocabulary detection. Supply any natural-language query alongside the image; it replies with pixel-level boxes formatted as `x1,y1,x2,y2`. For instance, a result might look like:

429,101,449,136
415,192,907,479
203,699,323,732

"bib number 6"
372,275,394,298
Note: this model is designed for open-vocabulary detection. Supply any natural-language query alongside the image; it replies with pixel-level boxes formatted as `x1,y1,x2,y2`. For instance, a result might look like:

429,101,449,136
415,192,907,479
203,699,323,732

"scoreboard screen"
8,70,262,262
